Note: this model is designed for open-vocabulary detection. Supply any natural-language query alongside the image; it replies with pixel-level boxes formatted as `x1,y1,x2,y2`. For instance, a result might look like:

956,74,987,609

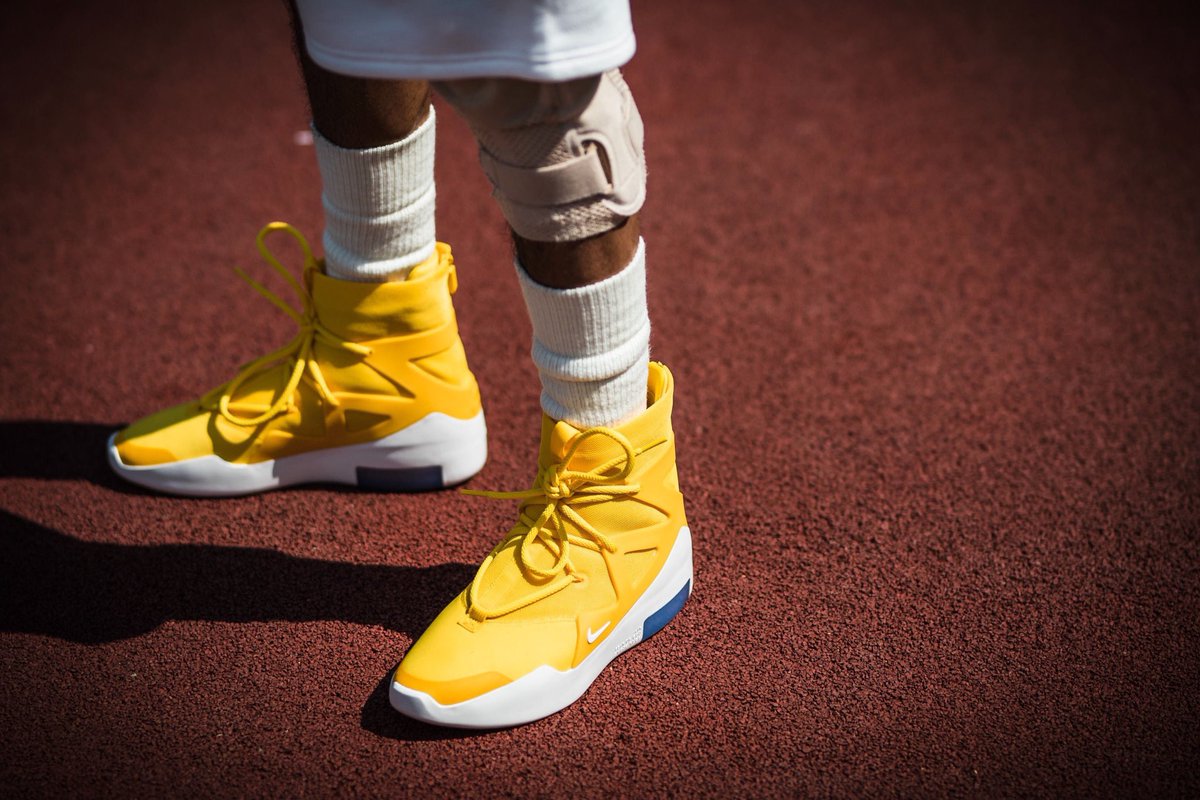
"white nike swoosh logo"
587,621,611,644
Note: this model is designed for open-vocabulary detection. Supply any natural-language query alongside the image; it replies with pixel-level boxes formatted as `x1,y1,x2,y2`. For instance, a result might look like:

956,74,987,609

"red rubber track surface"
2,1,1198,796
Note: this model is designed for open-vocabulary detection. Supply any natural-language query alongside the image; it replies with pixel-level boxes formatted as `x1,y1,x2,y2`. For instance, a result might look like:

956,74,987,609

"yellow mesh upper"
115,223,481,466
395,363,687,703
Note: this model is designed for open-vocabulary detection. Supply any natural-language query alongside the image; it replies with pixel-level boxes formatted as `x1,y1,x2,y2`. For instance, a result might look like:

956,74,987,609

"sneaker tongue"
545,419,580,462
405,252,441,281
478,418,642,613
541,418,617,468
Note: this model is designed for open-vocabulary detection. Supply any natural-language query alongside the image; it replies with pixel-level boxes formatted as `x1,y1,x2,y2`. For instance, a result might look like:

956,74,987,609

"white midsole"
107,410,487,497
389,525,694,729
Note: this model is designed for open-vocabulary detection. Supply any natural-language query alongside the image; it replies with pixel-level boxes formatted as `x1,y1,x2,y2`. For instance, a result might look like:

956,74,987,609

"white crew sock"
312,107,437,282
516,238,650,428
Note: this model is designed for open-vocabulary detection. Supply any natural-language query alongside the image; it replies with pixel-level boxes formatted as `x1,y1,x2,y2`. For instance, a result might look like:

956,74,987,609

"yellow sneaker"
389,362,691,728
107,222,486,496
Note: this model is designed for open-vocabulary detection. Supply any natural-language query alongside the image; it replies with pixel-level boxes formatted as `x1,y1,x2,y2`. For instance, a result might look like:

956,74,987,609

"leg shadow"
0,510,495,742
0,510,472,643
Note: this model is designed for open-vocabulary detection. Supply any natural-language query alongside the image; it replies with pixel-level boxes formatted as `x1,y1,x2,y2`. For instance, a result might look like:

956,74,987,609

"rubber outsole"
107,410,487,497
389,525,693,729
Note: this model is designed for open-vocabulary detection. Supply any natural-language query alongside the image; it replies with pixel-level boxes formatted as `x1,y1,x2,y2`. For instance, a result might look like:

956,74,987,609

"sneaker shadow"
0,420,145,493
359,672,496,742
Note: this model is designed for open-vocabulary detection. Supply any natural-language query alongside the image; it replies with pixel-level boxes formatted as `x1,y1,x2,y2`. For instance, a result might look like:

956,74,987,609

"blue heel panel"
642,580,690,640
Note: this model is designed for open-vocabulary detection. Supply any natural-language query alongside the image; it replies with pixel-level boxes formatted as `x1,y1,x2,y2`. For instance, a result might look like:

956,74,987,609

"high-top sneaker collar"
309,242,458,340
540,361,674,470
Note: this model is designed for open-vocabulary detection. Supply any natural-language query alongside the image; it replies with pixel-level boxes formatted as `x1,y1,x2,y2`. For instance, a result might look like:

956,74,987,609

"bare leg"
288,3,430,147
287,2,438,282
513,214,641,289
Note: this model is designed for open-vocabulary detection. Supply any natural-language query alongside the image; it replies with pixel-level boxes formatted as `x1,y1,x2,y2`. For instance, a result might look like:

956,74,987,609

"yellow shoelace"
201,222,372,427
461,427,664,622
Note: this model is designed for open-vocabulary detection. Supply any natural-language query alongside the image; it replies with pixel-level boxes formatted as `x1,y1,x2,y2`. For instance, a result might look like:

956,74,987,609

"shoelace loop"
202,222,372,427
461,427,664,622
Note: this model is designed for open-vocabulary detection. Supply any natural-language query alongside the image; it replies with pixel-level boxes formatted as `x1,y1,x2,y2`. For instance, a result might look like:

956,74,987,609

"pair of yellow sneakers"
110,223,692,728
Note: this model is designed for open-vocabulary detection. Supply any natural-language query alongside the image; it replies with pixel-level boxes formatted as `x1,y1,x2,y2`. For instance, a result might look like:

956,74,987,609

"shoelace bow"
201,222,371,427
461,427,665,622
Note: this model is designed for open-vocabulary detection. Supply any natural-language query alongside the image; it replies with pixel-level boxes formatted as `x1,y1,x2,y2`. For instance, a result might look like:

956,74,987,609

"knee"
435,70,646,242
